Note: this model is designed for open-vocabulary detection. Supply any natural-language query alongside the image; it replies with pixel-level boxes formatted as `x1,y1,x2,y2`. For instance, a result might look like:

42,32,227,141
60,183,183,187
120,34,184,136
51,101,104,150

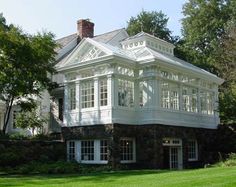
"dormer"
121,32,175,56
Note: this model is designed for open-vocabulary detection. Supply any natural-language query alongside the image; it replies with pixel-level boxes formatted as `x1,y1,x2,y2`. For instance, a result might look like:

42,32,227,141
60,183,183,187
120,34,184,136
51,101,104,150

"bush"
214,153,236,167
0,161,113,175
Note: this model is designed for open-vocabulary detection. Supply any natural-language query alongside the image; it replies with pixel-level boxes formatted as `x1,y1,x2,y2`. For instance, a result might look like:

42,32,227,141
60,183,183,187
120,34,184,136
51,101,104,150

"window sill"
81,160,108,164
120,160,136,164
188,159,198,162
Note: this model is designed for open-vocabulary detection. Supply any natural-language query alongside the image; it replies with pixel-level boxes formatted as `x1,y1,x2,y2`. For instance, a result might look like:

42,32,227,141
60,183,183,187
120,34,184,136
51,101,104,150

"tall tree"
0,14,57,134
126,10,173,42
181,0,236,71
181,0,236,123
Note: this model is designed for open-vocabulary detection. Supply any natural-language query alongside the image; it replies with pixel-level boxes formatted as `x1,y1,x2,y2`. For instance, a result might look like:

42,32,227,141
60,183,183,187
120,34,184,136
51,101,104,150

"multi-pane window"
68,85,76,110
120,138,135,162
81,140,94,161
191,88,198,113
100,79,107,106
68,141,75,161
188,140,198,161
100,140,108,161
171,90,179,110
200,91,207,114
161,82,179,110
182,87,190,112
118,79,134,107
81,81,94,108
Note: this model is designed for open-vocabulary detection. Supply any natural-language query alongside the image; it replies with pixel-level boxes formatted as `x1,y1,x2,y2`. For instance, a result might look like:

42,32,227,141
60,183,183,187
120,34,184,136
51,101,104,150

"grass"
0,166,236,187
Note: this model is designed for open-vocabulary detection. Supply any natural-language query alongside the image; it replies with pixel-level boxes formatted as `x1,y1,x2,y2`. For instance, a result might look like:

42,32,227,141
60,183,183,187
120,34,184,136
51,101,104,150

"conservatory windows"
120,138,136,163
81,81,94,108
161,82,179,110
118,79,134,107
191,88,198,113
68,84,76,110
182,87,190,112
188,140,198,161
100,79,107,106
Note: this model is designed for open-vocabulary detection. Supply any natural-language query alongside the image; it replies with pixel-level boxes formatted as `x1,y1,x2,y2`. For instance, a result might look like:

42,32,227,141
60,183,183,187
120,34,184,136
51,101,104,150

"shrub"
214,153,236,167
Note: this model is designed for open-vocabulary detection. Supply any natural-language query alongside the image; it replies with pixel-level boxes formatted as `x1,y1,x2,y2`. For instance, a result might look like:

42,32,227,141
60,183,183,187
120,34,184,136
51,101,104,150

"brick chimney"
77,19,94,39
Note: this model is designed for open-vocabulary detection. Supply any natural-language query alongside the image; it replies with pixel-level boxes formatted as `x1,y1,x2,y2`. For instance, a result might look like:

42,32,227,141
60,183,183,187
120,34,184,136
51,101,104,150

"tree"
126,10,173,42
181,0,236,71
0,14,57,134
181,0,236,123
15,106,47,136
215,23,236,123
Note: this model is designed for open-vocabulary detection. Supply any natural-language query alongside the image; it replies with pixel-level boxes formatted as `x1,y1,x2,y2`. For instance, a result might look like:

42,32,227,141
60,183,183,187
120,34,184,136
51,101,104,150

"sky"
0,0,187,39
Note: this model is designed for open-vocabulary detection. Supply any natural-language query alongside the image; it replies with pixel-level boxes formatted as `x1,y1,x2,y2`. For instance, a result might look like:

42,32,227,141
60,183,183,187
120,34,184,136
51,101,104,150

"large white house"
54,19,223,169
0,19,223,169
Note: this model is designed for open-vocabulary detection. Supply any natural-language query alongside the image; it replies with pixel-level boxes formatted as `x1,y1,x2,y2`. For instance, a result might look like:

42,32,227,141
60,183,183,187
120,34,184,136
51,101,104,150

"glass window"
191,88,198,113
200,91,207,114
118,79,134,107
183,87,190,112
68,84,76,110
100,140,108,161
161,82,179,110
81,140,94,161
188,140,198,161
120,139,135,161
68,141,75,161
81,81,94,108
100,79,107,106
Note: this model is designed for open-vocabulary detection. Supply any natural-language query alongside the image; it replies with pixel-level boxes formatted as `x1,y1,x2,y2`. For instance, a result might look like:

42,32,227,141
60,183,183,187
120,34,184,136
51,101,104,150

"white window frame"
187,140,198,161
78,140,109,164
81,81,94,109
68,84,76,111
120,138,136,163
118,79,134,108
99,79,108,107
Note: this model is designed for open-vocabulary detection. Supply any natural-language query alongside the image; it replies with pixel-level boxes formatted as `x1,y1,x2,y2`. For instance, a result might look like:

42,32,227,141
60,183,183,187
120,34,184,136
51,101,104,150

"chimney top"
77,19,94,39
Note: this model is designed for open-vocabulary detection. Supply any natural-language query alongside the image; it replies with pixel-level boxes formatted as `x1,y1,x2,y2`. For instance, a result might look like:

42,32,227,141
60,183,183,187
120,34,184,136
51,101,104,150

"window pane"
120,139,134,161
81,140,94,161
100,79,108,106
100,140,108,161
81,81,94,108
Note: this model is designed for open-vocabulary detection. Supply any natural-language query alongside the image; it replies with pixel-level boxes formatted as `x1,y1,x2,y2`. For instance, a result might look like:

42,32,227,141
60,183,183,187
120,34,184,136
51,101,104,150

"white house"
54,19,223,169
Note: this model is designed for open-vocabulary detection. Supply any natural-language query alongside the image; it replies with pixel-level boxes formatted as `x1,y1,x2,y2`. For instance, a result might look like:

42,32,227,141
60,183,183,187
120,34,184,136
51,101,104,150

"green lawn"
0,166,235,187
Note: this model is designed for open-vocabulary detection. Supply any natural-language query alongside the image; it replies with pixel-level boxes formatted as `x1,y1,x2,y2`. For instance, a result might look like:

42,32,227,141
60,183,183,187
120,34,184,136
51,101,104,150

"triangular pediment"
60,38,113,67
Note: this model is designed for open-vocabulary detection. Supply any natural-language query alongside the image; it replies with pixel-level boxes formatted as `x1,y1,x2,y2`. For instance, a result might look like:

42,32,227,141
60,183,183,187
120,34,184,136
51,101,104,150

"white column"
107,74,112,108
63,83,69,125
94,77,99,110
75,80,80,124
179,83,183,111
134,70,139,109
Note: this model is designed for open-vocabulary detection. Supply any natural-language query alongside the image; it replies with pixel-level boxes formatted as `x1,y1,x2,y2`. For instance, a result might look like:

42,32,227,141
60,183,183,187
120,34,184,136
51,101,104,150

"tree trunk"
3,97,14,134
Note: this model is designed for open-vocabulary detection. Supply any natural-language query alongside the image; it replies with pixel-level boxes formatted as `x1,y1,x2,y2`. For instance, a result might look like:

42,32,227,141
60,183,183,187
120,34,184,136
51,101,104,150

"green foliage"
15,107,47,134
181,0,236,69
0,13,58,133
126,10,173,42
214,153,236,167
181,0,236,124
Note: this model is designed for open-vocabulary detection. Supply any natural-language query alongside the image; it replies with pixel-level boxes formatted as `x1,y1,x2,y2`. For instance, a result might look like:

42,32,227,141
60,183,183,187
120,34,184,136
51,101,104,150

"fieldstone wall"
62,124,217,169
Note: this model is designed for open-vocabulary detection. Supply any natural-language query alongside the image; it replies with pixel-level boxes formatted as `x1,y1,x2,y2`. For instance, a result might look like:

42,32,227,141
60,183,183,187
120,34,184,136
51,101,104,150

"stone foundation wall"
62,124,217,169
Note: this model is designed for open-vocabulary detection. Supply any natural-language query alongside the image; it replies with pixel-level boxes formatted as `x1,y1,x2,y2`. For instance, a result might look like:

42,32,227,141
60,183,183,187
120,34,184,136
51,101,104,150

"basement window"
188,140,198,161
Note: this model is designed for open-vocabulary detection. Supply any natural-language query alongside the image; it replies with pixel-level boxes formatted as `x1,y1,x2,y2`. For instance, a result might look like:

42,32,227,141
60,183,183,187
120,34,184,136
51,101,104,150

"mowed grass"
0,166,235,187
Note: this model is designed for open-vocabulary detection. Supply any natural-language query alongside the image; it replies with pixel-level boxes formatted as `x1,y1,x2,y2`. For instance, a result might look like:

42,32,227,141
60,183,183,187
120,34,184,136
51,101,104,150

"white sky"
0,0,187,39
